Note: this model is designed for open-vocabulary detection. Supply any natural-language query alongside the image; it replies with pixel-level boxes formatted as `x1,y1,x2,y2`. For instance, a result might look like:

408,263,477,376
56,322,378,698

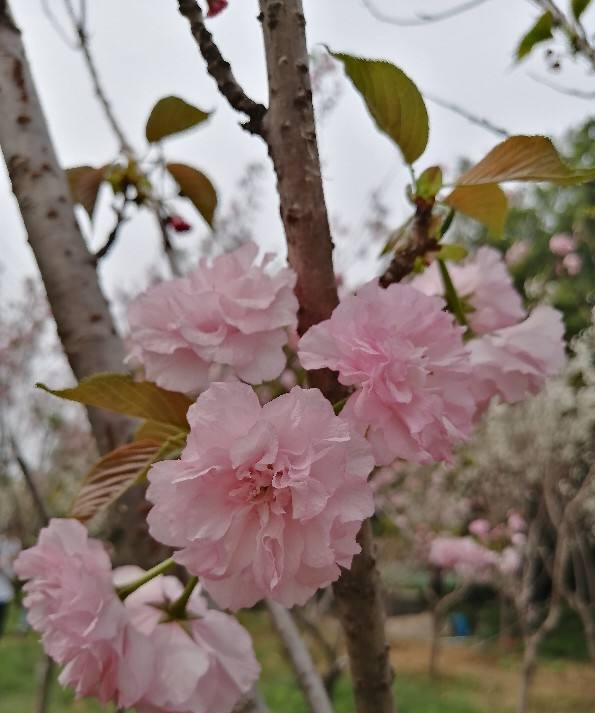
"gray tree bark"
0,4,128,454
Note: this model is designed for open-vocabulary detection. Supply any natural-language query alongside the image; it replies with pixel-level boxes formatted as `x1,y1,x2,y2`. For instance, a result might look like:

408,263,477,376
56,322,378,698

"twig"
176,0,266,135
527,72,595,99
62,0,133,152
266,600,336,713
528,0,595,69
424,91,509,137
93,202,129,262
10,436,49,527
361,0,492,26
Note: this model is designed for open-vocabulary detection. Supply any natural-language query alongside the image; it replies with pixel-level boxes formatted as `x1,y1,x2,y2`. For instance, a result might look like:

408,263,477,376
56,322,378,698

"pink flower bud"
549,233,576,257
166,214,192,233
563,252,582,276
207,0,228,16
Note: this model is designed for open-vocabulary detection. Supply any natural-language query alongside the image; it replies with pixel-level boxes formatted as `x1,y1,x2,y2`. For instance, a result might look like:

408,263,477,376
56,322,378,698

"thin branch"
527,71,595,99
424,91,509,137
62,0,133,152
176,0,267,135
528,0,595,69
266,600,336,713
93,202,129,262
41,0,77,47
361,0,492,26
10,436,50,527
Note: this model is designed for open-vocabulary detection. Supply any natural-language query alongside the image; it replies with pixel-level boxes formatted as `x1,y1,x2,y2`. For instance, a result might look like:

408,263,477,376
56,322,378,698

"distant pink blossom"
468,305,566,412
13,520,149,707
147,383,375,609
298,282,475,466
468,518,491,538
505,240,529,267
499,546,522,575
563,252,582,276
549,233,576,257
507,512,526,533
411,247,526,335
429,536,498,578
127,242,298,393
116,568,259,713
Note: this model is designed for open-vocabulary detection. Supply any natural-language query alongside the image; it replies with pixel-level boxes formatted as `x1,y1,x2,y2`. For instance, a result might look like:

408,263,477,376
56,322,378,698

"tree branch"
0,1,129,454
176,0,267,135
423,91,509,137
266,600,336,713
362,0,492,26
62,0,133,152
529,0,595,69
10,435,49,527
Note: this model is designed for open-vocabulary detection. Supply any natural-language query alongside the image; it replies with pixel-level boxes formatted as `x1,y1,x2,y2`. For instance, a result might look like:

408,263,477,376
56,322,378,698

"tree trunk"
0,4,128,454
258,3,394,711
517,637,538,713
429,608,442,679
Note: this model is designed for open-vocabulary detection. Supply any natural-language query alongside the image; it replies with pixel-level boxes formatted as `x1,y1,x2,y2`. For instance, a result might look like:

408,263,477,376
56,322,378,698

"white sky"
1,0,593,302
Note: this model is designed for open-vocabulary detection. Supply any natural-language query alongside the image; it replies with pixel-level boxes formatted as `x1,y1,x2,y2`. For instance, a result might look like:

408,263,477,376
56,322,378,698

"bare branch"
10,435,49,527
62,0,133,152
362,0,492,26
94,201,129,262
424,91,509,137
176,0,266,135
266,600,336,713
527,71,595,99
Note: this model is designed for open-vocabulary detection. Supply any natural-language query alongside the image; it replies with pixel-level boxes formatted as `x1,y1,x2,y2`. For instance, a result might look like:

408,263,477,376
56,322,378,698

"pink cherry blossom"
549,233,576,256
429,536,498,578
13,519,150,706
499,546,522,575
563,252,582,276
468,305,566,413
411,246,526,335
505,240,529,267
115,568,260,713
127,242,298,393
468,518,491,538
298,281,475,466
146,382,375,609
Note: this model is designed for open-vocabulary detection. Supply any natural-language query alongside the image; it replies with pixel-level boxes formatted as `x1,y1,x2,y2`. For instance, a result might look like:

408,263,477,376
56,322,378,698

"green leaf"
167,163,218,227
437,244,469,262
333,53,429,163
516,12,553,61
456,136,595,186
443,183,508,236
145,96,210,143
70,435,186,522
38,373,192,429
66,165,106,217
416,166,443,200
571,0,591,20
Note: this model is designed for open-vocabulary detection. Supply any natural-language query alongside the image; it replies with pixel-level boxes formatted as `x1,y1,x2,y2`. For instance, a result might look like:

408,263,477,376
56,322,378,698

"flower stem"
116,557,175,600
169,576,199,619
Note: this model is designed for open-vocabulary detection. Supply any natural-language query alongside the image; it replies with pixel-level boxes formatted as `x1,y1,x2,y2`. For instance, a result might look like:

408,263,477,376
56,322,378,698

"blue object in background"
450,612,471,636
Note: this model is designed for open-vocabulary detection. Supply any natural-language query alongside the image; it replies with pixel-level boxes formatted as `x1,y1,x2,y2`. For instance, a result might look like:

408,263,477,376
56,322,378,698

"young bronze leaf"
167,163,217,227
65,165,106,217
38,373,192,429
134,420,185,443
70,434,186,522
333,53,429,164
515,12,553,61
456,136,595,186
443,183,508,236
145,96,210,143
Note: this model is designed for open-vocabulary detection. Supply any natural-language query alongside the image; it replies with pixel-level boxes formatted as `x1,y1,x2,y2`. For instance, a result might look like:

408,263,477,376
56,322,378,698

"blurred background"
1,1,594,712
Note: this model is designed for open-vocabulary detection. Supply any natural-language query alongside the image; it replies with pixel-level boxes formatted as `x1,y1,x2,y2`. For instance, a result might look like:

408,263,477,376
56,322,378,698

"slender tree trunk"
35,655,53,713
266,600,335,713
429,608,442,679
257,4,394,711
0,4,128,454
518,637,538,713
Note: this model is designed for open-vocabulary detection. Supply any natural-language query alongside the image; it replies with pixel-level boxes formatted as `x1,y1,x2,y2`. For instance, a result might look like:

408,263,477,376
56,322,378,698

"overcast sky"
2,0,593,303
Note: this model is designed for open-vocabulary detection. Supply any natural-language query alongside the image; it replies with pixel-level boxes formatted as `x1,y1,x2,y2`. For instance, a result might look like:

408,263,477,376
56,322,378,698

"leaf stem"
117,557,175,599
437,258,470,330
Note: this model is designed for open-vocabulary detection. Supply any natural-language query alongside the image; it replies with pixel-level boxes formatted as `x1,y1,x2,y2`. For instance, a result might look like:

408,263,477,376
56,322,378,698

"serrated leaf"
516,12,553,61
443,184,508,236
416,166,443,199
134,420,185,443
437,244,469,262
456,136,595,186
333,53,429,163
38,373,192,429
70,434,186,522
571,0,591,20
167,163,218,227
66,165,106,217
146,96,210,143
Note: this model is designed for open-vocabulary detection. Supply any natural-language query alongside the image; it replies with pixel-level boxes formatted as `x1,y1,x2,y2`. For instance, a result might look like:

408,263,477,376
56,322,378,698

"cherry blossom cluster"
14,519,259,713
16,240,568,708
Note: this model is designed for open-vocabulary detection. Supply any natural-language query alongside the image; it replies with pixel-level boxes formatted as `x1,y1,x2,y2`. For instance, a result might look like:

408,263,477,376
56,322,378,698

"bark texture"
0,5,128,454
266,600,335,713
257,2,395,711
